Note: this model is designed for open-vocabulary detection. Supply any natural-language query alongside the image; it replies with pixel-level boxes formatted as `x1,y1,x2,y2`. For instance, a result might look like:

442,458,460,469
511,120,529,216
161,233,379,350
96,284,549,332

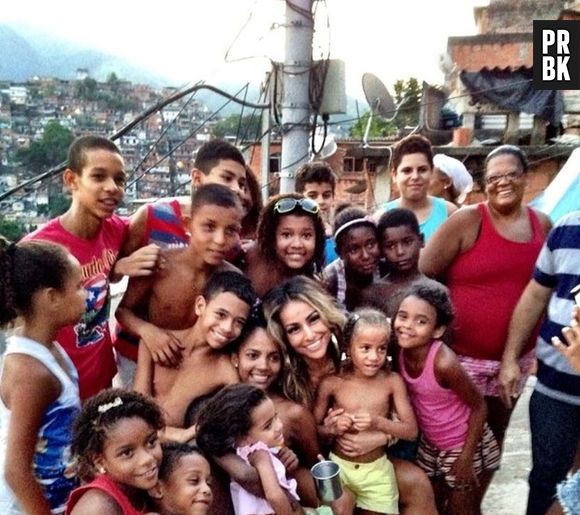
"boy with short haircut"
133,271,256,427
295,161,338,265
359,208,426,318
115,184,243,375
123,138,248,252
23,136,159,399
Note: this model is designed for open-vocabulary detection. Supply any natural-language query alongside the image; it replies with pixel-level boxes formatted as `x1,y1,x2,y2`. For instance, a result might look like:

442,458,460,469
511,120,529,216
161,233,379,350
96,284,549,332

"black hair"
484,144,529,173
0,238,74,326
232,304,269,351
399,281,454,328
241,166,263,240
183,388,223,428
158,442,207,482
377,208,421,245
71,388,164,481
190,183,242,215
256,193,326,273
202,270,257,309
391,134,433,171
295,161,336,194
196,384,268,457
333,207,376,254
194,139,245,174
342,308,390,352
68,135,121,174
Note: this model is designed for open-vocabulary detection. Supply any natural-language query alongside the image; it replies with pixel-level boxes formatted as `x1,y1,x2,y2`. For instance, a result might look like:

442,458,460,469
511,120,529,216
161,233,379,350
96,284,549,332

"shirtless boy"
115,184,243,369
133,271,256,427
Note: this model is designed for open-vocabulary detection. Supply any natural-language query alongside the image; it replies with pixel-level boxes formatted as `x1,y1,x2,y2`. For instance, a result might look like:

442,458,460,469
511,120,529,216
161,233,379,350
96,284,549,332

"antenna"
361,73,400,147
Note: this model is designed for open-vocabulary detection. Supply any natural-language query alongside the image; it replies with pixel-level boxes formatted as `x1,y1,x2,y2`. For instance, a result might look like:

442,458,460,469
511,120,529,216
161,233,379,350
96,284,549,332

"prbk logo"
533,20,580,90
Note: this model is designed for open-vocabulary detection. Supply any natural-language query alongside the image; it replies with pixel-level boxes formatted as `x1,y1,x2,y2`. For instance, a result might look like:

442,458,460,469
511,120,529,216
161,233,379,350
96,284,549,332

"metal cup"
310,460,343,502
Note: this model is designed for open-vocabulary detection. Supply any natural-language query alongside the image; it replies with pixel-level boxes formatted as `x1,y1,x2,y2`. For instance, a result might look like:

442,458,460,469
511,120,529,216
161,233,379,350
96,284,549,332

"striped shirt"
533,210,580,405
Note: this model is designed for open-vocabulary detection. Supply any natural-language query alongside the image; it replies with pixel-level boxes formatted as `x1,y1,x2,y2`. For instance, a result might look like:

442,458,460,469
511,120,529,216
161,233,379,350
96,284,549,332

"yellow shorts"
329,452,399,514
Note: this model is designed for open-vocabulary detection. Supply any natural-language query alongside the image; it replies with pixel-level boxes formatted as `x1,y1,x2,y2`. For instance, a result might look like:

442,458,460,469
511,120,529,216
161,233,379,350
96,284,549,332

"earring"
97,466,106,474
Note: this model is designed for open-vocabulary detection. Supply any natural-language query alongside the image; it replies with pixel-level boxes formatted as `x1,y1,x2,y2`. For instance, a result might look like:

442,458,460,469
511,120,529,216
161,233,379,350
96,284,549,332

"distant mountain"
0,24,168,86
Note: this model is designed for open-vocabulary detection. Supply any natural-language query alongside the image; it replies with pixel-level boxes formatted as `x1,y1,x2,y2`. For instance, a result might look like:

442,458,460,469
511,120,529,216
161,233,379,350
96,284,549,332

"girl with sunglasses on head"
243,193,327,298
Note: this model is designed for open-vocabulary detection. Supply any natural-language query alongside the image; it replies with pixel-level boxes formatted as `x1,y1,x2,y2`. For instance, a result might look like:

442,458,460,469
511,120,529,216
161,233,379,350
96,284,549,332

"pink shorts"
457,349,535,398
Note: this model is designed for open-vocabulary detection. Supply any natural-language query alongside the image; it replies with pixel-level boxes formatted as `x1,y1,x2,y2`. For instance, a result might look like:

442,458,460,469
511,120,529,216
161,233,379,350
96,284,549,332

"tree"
0,217,27,242
74,77,98,101
213,114,262,141
16,122,74,175
393,77,422,130
349,111,397,139
48,193,71,217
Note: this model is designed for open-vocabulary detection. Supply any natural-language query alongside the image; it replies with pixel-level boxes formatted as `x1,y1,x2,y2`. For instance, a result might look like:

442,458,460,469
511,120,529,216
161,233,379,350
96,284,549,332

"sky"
3,0,488,103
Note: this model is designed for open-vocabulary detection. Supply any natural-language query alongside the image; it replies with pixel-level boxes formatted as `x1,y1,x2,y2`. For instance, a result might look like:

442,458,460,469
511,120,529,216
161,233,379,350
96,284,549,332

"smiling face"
380,224,423,273
158,453,213,515
484,154,526,210
349,324,389,378
65,148,126,220
241,397,284,449
94,417,162,491
193,159,247,214
195,291,250,350
233,328,282,390
339,225,379,276
393,152,433,202
394,295,445,350
57,255,88,326
279,300,331,362
189,204,242,266
275,215,316,270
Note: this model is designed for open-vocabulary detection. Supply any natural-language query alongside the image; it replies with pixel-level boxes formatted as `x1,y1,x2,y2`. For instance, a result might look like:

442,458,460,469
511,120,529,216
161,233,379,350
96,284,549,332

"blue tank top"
0,336,80,513
378,196,449,241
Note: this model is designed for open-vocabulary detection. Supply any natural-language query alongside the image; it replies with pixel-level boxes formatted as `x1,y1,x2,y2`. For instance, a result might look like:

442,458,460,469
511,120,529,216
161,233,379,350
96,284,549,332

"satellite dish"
362,73,396,121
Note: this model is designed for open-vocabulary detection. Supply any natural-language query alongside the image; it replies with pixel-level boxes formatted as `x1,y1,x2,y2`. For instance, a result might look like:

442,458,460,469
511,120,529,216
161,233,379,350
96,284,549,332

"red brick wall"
450,40,533,71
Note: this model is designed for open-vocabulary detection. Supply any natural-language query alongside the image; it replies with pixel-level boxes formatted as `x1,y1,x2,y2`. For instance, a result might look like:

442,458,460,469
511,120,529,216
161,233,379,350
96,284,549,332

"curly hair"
158,442,208,482
295,161,336,194
391,134,433,171
0,238,74,326
398,281,454,328
262,276,345,406
71,388,164,481
195,384,267,457
256,193,326,273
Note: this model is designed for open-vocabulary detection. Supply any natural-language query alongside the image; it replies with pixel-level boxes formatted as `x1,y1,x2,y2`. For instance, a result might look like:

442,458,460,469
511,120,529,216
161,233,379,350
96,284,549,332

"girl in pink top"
394,282,500,515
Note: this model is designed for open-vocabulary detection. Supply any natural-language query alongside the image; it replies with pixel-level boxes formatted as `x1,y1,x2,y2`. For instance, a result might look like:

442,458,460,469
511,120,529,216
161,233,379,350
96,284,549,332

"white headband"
334,216,375,240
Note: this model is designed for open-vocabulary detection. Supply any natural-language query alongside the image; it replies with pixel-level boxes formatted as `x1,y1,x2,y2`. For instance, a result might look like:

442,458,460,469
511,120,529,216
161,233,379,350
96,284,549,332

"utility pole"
279,0,313,193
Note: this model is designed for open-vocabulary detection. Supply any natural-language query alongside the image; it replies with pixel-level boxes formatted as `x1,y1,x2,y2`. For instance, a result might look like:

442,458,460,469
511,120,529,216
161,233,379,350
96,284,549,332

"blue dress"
0,336,80,514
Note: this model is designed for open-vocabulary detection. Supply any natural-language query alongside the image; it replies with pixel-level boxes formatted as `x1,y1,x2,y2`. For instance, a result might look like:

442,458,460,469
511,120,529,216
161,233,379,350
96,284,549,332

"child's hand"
247,448,270,468
333,414,354,436
114,244,164,277
140,326,184,367
450,454,478,492
351,413,373,432
277,446,299,473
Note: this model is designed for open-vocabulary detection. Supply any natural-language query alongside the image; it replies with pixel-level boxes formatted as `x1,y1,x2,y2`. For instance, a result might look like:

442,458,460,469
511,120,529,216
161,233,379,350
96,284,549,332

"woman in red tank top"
418,145,552,505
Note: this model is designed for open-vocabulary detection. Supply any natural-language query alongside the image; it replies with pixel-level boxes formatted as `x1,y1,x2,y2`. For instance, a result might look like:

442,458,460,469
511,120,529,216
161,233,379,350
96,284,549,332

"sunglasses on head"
273,197,320,215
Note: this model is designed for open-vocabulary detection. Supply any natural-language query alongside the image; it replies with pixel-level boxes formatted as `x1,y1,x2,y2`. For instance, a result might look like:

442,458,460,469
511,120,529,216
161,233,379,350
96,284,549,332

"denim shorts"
557,470,580,515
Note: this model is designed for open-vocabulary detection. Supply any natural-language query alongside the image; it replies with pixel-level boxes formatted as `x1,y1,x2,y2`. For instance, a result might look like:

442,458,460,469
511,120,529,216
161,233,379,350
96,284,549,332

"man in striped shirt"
499,210,580,515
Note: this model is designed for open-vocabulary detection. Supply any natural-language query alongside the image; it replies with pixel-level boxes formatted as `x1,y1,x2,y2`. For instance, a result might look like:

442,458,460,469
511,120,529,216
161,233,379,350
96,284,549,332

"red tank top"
447,203,545,360
66,475,146,515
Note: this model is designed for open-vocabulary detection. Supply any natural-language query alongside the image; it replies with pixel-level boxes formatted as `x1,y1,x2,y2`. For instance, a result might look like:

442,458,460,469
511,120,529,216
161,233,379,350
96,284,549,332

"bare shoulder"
445,200,458,216
69,488,123,515
531,208,553,235
217,261,243,274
